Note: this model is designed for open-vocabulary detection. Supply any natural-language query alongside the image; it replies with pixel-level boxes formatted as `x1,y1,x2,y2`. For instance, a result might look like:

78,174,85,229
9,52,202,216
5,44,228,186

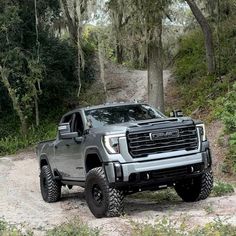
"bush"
0,218,32,236
174,30,206,82
46,220,99,236
212,181,234,197
215,82,236,173
0,122,57,156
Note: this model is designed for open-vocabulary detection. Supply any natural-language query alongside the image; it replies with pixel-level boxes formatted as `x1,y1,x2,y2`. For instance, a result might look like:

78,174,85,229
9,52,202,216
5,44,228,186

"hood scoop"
128,118,179,128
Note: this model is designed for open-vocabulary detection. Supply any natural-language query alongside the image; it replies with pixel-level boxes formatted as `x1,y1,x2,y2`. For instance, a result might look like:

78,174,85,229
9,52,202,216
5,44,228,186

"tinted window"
85,104,164,128
73,113,84,136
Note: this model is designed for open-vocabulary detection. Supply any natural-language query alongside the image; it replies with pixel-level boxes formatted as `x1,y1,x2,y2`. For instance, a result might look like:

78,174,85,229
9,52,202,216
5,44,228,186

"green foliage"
130,188,179,203
0,0,98,155
0,218,98,236
173,30,226,116
0,218,33,236
215,82,236,133
215,82,236,172
46,220,99,236
0,121,57,156
132,218,236,236
212,181,234,197
174,30,206,82
173,11,236,115
193,221,236,236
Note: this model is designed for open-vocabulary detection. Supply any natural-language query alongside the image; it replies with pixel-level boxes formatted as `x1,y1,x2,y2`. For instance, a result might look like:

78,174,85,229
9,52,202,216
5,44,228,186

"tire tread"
40,165,61,203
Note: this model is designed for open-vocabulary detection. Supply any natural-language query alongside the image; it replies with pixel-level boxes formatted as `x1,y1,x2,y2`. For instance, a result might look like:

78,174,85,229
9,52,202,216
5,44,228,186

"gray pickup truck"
36,102,213,218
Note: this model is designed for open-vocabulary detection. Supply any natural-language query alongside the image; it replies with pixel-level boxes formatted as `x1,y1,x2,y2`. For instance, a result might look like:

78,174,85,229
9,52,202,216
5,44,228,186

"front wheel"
175,168,213,202
85,167,124,218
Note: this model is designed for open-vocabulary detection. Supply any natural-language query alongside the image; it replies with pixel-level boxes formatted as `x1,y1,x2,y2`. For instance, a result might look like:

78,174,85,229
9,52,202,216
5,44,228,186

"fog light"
114,163,123,180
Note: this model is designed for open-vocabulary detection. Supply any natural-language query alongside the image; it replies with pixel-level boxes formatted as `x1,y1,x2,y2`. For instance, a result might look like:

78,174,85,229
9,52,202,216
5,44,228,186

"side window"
73,113,84,136
62,114,73,131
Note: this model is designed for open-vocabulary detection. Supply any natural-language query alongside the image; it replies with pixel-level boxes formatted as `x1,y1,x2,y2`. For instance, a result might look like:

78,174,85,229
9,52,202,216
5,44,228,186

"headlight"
103,134,124,154
196,124,206,141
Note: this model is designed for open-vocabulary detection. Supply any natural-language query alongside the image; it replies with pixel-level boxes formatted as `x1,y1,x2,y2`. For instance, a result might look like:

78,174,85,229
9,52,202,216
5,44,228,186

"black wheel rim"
92,184,103,205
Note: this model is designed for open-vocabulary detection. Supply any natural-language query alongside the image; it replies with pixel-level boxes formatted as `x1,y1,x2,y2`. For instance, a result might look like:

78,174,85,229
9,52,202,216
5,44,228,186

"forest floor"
0,65,235,235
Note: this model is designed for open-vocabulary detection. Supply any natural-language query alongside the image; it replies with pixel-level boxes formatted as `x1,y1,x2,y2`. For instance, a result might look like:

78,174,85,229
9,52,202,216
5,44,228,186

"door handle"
66,144,70,147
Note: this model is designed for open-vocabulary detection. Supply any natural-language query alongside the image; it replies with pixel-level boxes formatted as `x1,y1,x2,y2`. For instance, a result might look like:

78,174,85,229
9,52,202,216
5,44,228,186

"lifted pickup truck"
36,102,213,218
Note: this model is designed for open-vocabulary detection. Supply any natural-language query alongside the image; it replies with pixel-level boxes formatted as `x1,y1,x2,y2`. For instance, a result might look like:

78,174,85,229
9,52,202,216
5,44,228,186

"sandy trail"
106,64,171,103
0,67,235,235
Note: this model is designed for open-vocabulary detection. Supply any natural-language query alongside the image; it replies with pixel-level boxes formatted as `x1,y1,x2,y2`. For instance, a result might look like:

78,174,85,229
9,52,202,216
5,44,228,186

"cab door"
65,112,85,180
54,112,85,180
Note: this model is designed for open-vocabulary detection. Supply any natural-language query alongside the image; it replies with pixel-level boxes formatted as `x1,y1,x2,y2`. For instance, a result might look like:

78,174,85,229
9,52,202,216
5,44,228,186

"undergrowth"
0,219,33,236
0,80,106,157
214,82,236,173
130,188,180,203
174,25,236,173
0,121,57,156
46,219,99,236
212,181,234,197
130,181,234,202
0,218,98,236
131,217,236,236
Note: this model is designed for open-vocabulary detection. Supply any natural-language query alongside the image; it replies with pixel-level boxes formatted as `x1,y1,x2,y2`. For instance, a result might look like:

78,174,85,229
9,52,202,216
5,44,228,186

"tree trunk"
98,39,107,101
61,0,82,99
35,95,39,126
186,0,215,74
0,66,27,135
116,41,123,64
61,0,78,43
148,17,164,113
77,40,81,98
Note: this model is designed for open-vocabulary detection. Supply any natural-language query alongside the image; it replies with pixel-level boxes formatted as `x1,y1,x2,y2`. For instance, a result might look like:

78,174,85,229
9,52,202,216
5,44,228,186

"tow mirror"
170,110,183,117
58,123,78,139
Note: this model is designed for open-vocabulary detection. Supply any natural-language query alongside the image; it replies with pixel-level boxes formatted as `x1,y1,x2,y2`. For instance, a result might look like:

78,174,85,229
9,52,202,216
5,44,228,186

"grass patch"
0,219,32,236
46,219,99,236
0,218,98,236
130,181,234,202
211,181,234,197
131,217,236,236
130,188,180,203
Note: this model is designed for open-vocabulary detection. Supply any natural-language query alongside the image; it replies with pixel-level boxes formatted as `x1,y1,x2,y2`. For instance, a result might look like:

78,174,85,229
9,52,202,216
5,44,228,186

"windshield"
85,104,164,128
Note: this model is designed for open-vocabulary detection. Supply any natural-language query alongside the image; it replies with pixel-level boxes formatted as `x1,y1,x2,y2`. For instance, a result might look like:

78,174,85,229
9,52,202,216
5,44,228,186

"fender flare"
84,147,103,162
39,154,50,169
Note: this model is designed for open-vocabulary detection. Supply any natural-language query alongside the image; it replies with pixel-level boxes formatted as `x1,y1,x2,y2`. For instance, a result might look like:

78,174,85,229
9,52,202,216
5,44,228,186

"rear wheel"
40,165,61,202
85,167,124,218
175,168,213,202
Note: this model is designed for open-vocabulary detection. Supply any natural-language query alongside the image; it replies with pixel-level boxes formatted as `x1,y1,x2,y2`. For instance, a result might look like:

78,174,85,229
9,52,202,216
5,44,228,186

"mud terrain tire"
85,167,124,218
40,165,61,202
175,168,213,202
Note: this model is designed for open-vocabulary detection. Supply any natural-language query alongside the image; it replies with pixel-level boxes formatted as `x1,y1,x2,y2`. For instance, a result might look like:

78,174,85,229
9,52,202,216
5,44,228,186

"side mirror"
58,123,78,139
170,110,183,117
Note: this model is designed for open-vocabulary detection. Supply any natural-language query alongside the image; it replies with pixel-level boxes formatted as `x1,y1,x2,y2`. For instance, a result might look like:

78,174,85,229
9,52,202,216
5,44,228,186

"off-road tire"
175,168,213,202
85,167,124,218
40,165,61,202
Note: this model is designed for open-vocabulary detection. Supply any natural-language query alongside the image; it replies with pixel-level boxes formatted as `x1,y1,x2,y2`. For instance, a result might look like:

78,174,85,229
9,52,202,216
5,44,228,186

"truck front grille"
127,126,198,158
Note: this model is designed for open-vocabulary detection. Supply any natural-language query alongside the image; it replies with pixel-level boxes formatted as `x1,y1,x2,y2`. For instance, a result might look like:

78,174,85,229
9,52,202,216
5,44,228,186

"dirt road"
0,67,235,235
106,64,171,102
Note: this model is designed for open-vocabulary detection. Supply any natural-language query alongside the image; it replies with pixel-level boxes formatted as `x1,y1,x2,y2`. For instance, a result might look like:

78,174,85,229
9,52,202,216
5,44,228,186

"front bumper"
104,149,212,189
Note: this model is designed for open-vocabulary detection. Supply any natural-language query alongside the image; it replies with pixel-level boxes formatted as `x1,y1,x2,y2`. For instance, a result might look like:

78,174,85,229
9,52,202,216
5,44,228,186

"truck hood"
89,117,196,135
